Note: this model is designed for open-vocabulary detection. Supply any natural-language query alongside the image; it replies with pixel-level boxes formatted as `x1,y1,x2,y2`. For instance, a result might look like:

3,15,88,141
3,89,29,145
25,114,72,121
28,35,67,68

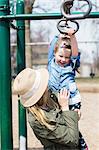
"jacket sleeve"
28,110,79,147
48,111,79,147
71,52,81,70
47,35,58,72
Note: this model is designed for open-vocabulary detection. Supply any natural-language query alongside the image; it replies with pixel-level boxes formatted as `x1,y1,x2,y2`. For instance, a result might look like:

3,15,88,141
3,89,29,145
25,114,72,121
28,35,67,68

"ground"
12,81,99,150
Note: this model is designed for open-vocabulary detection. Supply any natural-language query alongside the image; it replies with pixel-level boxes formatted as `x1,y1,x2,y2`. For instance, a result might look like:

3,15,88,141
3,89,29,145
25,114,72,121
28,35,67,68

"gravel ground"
12,91,99,150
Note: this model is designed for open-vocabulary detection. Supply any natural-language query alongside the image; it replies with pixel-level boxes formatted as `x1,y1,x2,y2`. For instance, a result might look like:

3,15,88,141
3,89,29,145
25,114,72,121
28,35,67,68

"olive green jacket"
28,107,80,150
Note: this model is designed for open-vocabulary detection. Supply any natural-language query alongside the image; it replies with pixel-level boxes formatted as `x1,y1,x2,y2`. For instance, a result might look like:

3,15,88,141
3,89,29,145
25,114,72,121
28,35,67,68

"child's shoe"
79,134,88,150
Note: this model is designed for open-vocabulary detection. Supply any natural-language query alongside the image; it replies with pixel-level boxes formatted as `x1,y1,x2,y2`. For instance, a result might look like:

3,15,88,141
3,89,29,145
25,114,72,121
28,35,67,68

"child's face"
55,48,71,67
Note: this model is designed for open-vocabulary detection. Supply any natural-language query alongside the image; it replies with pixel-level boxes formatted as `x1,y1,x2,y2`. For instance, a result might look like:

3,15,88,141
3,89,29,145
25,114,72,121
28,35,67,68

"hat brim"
20,68,49,107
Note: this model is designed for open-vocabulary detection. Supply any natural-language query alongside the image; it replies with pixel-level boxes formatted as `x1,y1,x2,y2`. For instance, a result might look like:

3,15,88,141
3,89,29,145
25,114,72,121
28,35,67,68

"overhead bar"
0,12,99,20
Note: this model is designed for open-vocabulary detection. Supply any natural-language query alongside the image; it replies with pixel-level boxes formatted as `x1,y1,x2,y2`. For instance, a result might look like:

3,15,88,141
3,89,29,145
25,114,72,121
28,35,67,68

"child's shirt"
48,35,81,105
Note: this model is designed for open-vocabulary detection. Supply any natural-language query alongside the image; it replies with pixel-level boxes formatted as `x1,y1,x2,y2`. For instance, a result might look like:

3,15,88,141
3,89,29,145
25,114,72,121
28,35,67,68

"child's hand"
58,88,69,111
66,28,75,36
59,28,75,38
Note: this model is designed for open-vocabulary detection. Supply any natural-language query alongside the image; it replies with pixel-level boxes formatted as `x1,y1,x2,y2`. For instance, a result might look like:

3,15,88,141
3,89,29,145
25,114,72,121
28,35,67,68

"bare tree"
25,0,35,67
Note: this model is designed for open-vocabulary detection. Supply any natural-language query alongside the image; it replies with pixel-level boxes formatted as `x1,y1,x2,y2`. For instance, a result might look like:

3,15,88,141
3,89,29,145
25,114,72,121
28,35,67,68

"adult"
13,68,80,150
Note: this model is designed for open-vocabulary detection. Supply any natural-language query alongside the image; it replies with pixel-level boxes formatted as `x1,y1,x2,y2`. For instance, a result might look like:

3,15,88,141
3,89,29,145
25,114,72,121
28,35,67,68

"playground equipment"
1,0,99,149
57,0,92,34
61,0,92,20
57,19,79,34
0,0,26,150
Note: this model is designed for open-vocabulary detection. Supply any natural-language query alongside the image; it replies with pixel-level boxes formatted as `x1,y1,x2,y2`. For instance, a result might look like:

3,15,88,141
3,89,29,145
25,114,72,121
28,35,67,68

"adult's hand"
58,88,69,111
74,109,81,120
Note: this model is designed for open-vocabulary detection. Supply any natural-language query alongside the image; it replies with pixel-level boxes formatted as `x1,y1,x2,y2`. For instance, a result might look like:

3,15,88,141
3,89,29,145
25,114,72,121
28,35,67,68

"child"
48,29,81,110
47,28,88,150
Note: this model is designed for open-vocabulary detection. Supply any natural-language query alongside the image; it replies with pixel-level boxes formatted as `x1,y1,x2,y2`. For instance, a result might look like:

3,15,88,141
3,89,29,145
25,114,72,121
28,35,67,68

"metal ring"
61,0,92,20
57,19,79,34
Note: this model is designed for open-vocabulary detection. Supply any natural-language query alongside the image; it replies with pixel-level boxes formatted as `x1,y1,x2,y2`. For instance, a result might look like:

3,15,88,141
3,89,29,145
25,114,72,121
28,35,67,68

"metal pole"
0,0,13,149
16,0,27,150
0,12,99,20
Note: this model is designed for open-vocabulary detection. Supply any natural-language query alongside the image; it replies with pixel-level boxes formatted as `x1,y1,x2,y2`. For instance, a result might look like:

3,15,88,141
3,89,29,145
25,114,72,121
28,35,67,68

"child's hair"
54,36,71,54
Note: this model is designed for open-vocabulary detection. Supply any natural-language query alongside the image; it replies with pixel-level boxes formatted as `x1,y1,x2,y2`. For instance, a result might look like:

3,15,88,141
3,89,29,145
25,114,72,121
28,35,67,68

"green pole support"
0,0,13,149
16,0,27,149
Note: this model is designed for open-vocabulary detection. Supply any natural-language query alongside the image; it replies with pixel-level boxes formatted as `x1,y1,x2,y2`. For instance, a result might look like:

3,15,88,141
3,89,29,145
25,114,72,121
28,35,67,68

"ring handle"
57,19,79,34
61,0,92,20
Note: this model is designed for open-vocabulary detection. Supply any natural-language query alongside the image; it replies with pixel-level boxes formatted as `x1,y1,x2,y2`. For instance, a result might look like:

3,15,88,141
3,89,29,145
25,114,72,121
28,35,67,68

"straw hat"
13,68,49,107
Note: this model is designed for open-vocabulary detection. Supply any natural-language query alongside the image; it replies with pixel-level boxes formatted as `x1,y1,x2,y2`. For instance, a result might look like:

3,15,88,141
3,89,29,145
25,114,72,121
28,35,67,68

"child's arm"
47,35,58,71
70,34,78,57
66,28,78,57
70,34,80,73
65,28,80,73
48,35,58,63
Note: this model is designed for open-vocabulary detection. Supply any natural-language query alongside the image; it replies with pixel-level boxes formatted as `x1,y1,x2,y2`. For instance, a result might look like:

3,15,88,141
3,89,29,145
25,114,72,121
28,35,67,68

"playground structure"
0,0,99,149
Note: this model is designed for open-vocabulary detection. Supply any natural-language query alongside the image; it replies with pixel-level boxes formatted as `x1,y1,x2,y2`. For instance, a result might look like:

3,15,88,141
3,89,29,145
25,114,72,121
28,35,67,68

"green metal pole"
1,12,99,20
0,0,13,149
16,0,27,149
